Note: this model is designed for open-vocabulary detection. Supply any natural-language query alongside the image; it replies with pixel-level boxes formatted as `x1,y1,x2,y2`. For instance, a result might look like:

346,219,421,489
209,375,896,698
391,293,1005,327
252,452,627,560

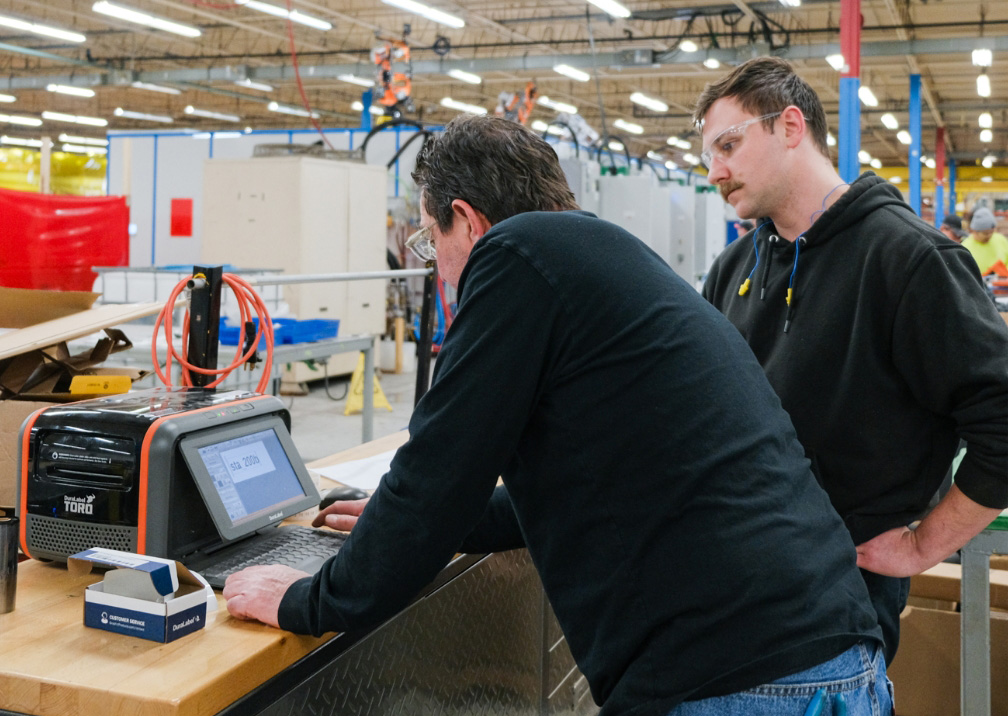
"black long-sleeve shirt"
280,210,882,715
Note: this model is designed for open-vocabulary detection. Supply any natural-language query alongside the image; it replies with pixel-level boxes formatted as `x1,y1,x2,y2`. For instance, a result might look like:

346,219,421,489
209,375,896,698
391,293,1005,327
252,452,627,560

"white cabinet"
201,156,388,381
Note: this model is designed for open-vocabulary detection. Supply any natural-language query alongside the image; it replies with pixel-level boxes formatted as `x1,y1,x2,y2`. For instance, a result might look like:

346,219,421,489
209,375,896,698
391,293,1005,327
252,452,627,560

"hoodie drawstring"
784,236,807,333
759,235,779,300
738,221,773,296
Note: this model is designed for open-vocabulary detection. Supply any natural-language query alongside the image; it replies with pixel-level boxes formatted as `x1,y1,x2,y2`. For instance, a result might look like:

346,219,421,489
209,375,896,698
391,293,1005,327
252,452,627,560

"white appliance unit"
201,156,387,382
694,190,730,282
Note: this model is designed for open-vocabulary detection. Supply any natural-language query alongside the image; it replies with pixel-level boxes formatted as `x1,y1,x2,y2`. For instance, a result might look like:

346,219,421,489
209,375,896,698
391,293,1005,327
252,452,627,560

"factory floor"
285,363,423,464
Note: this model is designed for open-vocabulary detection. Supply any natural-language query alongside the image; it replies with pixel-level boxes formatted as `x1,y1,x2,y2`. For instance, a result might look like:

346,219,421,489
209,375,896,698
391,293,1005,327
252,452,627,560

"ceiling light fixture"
339,74,375,88
92,1,201,37
630,92,668,113
267,101,319,118
537,96,577,114
870,158,882,169
980,128,993,143
613,118,643,135
531,120,565,136
553,64,590,82
0,94,14,103
825,54,846,71
827,132,837,147
703,58,720,70
448,69,481,85
858,149,872,164
666,137,691,150
646,150,662,161
59,134,108,146
880,113,899,130
972,48,993,67
977,73,991,98
114,107,173,123
682,153,700,166
41,110,107,127
1,135,43,147
979,112,993,129
351,100,386,115
608,140,624,151
778,0,801,7
184,105,240,122
679,40,698,53
982,155,995,169
0,113,43,127
380,0,464,29
440,97,487,115
858,86,879,107
587,0,631,19
131,81,180,95
665,160,678,170
896,130,911,145
925,158,936,169
234,0,332,31
234,79,273,92
61,143,106,155
0,13,85,43
889,176,902,184
981,176,994,183
46,84,95,98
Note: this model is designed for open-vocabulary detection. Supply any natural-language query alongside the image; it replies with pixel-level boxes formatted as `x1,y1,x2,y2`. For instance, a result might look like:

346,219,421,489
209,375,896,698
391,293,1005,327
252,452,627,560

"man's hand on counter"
312,497,370,532
223,565,310,627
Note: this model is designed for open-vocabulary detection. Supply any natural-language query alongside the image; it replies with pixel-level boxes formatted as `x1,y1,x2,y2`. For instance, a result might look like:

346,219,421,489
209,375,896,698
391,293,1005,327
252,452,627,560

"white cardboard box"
68,548,215,643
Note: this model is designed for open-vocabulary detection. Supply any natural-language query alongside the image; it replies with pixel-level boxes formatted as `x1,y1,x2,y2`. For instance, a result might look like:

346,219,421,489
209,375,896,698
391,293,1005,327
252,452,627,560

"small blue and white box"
68,548,216,643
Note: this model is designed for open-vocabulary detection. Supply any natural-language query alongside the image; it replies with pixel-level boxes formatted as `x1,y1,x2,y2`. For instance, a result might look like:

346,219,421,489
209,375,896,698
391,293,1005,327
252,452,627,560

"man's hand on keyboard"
223,565,310,628
312,497,370,532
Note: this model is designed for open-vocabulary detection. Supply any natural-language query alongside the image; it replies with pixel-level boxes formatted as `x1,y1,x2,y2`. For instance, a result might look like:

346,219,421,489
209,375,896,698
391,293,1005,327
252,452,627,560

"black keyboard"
195,525,348,588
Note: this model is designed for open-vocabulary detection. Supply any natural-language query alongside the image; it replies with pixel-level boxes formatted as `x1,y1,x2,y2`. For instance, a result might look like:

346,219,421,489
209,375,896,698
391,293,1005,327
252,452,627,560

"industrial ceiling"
0,0,1004,172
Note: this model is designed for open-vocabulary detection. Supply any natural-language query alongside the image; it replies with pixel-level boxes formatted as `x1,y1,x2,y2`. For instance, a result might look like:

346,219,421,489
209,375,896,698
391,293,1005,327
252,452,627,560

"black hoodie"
703,172,1008,545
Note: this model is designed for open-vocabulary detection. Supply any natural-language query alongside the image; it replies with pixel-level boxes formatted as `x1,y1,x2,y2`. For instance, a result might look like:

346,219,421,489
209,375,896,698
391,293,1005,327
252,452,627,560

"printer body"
17,388,294,562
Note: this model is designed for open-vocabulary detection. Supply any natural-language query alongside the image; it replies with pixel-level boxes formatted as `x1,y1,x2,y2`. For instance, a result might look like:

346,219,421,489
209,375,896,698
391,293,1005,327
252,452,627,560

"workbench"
0,433,594,716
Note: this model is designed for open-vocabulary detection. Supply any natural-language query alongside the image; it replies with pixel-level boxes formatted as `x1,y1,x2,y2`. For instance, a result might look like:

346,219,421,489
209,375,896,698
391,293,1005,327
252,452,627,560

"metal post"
838,0,861,183
909,74,922,215
361,89,373,132
362,342,375,443
961,531,1006,716
935,127,946,228
414,264,437,407
186,265,224,388
950,158,958,213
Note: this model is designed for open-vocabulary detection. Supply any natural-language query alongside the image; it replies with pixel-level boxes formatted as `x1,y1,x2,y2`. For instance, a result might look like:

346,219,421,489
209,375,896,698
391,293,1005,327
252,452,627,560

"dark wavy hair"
693,56,831,159
412,115,578,232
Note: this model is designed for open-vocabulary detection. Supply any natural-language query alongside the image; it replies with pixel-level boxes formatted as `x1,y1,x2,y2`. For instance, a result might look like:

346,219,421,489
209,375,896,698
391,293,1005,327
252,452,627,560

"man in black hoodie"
696,57,1008,664
224,115,890,715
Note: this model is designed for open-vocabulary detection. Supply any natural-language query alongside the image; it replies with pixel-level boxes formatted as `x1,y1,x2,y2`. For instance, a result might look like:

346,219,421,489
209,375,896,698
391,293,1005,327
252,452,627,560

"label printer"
17,387,322,563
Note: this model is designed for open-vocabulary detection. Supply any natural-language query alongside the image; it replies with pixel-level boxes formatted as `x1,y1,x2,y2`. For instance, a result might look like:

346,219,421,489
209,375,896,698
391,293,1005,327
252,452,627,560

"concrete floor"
285,365,423,463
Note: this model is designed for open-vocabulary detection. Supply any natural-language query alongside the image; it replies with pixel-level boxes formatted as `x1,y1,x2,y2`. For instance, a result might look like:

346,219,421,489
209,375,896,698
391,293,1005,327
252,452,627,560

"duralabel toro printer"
16,387,323,563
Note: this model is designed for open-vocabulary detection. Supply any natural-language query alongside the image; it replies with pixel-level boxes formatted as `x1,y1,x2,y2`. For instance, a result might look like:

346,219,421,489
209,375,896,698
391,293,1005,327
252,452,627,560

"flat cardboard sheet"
0,301,165,362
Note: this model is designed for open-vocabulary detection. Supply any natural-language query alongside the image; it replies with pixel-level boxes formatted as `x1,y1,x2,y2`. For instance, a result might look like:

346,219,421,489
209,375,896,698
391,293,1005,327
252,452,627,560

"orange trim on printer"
137,395,268,554
18,407,50,559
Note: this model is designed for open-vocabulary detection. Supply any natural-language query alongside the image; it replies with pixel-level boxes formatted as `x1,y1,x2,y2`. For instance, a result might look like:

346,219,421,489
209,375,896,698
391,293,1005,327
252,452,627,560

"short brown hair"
412,114,578,232
693,57,831,159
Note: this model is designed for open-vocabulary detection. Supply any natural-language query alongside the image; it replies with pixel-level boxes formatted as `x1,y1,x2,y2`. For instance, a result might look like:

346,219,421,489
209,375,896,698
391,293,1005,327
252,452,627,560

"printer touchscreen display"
178,415,321,542
197,428,305,526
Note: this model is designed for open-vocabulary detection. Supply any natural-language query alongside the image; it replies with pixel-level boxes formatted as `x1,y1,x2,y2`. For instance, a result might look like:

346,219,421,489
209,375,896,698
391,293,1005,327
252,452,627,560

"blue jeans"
668,643,893,716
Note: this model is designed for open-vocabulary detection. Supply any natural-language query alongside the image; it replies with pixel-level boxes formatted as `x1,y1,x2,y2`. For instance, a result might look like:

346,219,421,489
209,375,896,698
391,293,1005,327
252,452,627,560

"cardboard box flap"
0,328,134,397
910,561,1008,609
69,548,180,596
0,287,99,329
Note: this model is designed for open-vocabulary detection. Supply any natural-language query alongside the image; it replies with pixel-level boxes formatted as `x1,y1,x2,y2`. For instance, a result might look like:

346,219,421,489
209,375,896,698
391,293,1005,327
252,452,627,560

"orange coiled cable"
151,272,274,393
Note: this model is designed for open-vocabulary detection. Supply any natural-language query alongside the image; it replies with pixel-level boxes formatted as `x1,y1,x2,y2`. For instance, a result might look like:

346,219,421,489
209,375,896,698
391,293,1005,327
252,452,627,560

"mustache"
719,181,743,201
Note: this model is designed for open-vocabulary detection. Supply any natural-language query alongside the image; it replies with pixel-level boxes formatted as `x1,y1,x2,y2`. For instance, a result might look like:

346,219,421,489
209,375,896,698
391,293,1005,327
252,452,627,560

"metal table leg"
961,530,1008,716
